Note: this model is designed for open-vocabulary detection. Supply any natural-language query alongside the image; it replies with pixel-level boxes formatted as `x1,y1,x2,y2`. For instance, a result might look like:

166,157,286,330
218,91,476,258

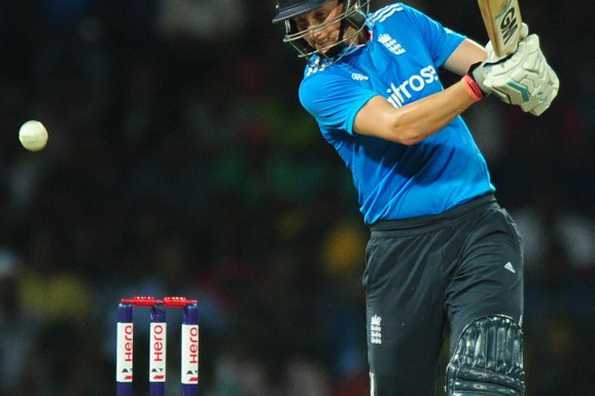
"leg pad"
446,315,525,396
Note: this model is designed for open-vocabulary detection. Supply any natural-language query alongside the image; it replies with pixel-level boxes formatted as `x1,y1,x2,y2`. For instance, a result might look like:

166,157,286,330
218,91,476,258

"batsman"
273,0,558,395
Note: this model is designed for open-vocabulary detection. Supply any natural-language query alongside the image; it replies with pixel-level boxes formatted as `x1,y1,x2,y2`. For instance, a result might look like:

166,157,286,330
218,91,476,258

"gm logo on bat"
500,7,519,45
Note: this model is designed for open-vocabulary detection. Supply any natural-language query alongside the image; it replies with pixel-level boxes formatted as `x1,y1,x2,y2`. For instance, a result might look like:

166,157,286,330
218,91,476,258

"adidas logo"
504,262,516,274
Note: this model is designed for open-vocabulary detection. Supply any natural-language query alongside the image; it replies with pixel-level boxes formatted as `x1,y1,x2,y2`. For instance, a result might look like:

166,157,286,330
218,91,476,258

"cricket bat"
477,0,523,57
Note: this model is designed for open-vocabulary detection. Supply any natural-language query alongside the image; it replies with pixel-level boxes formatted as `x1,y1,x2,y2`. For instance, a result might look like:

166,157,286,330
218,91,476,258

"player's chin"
317,46,329,55
316,41,337,55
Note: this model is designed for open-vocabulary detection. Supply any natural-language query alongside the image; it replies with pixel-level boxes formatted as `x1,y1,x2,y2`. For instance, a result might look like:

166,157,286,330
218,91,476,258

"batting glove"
483,33,559,116
467,23,530,95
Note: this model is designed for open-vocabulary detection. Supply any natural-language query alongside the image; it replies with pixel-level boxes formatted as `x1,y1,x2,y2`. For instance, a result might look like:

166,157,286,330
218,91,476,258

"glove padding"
470,24,529,94
483,34,559,115
480,34,560,116
470,24,559,116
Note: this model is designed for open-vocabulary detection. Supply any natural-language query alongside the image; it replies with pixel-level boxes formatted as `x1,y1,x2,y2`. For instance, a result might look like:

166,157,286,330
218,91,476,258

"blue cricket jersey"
299,2,495,224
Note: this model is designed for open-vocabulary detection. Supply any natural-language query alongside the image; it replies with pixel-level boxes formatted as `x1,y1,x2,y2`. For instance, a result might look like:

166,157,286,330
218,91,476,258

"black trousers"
364,194,524,396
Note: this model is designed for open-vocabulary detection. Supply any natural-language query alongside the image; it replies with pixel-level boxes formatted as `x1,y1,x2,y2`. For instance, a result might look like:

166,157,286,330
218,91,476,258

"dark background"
0,1,593,395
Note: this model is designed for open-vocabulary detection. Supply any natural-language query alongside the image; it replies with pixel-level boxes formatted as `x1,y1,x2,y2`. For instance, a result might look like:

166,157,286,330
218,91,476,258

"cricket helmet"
272,0,370,59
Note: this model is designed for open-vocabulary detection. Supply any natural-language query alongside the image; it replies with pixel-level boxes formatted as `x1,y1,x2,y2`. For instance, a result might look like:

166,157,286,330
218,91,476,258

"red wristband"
462,75,484,102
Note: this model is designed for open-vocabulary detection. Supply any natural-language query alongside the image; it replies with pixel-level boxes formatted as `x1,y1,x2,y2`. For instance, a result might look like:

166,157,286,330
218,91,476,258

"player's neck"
359,28,371,44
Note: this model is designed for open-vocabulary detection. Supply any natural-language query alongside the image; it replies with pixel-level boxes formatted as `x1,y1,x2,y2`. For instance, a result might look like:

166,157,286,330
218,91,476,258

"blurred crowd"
0,1,593,395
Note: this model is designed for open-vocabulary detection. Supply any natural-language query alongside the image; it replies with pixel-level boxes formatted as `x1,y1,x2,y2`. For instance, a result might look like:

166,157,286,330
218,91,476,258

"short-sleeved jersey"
299,2,495,224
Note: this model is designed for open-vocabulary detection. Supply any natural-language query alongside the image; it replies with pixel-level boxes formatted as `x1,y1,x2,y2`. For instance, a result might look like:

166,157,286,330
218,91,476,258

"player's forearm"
392,80,479,145
444,39,488,76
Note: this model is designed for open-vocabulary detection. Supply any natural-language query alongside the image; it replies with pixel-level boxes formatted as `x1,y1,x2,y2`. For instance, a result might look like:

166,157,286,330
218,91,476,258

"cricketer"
272,1,559,395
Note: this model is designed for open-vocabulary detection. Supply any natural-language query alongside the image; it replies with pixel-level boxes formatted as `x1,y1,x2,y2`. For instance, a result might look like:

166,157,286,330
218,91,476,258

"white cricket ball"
19,120,48,151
